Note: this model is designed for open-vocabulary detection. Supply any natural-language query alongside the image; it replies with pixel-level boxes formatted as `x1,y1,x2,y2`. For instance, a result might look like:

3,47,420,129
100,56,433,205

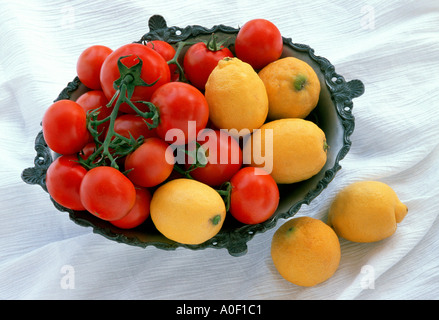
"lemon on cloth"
204,57,268,135
150,178,226,245
243,118,328,184
327,181,408,243
271,216,341,287
258,57,320,120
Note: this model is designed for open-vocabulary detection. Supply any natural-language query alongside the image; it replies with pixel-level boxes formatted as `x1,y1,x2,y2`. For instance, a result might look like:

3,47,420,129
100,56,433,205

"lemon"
150,178,226,245
243,118,328,184
271,216,341,287
258,57,320,120
327,181,408,242
204,57,268,135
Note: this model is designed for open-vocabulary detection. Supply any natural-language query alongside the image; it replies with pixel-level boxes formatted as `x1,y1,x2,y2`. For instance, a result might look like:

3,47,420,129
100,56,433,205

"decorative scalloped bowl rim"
22,15,364,257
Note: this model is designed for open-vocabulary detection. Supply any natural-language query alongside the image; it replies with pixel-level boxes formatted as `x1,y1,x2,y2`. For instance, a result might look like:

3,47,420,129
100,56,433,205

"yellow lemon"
150,178,226,245
258,57,320,120
271,216,341,287
243,118,328,184
205,57,268,135
327,181,408,243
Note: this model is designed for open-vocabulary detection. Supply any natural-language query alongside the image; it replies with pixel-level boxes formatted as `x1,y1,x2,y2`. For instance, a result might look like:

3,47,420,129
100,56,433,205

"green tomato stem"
206,33,229,52
80,55,165,171
167,40,198,82
216,182,232,212
100,82,129,170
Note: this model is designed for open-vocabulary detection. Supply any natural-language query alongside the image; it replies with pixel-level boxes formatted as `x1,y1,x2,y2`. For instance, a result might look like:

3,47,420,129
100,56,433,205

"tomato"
229,167,280,224
150,82,209,145
76,45,113,90
80,166,136,221
100,43,170,114
113,114,157,141
184,129,242,187
46,154,88,211
76,90,112,140
110,187,152,229
42,100,90,155
79,142,97,161
145,40,178,81
234,19,283,70
124,137,174,188
183,38,233,90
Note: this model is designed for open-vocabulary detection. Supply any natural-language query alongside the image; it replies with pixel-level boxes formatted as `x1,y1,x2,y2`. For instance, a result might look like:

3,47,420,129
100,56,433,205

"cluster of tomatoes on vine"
42,19,283,230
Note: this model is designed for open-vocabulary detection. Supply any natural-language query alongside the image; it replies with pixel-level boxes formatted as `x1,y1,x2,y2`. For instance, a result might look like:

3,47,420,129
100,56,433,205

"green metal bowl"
22,15,364,256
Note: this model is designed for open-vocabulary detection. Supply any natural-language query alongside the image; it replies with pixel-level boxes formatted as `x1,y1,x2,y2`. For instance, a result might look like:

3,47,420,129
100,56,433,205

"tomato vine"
79,55,160,171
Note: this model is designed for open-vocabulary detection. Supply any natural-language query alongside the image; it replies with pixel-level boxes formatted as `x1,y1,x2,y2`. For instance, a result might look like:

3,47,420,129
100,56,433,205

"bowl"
22,15,364,256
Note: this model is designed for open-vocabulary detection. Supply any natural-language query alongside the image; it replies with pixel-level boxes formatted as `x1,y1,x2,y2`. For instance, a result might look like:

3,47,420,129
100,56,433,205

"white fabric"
1,0,439,300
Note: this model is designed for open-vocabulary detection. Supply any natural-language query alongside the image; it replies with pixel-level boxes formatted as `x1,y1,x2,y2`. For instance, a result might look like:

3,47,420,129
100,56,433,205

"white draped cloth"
1,0,438,300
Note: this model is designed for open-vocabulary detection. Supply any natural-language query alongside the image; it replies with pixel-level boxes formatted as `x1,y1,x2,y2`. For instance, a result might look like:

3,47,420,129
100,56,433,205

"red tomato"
42,100,90,155
150,82,209,145
234,19,283,70
185,129,242,187
46,154,88,211
145,40,178,81
79,142,97,161
76,90,112,140
100,43,170,113
113,114,158,141
76,45,113,90
183,40,233,90
110,187,152,229
80,166,136,221
229,167,280,224
124,137,174,188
